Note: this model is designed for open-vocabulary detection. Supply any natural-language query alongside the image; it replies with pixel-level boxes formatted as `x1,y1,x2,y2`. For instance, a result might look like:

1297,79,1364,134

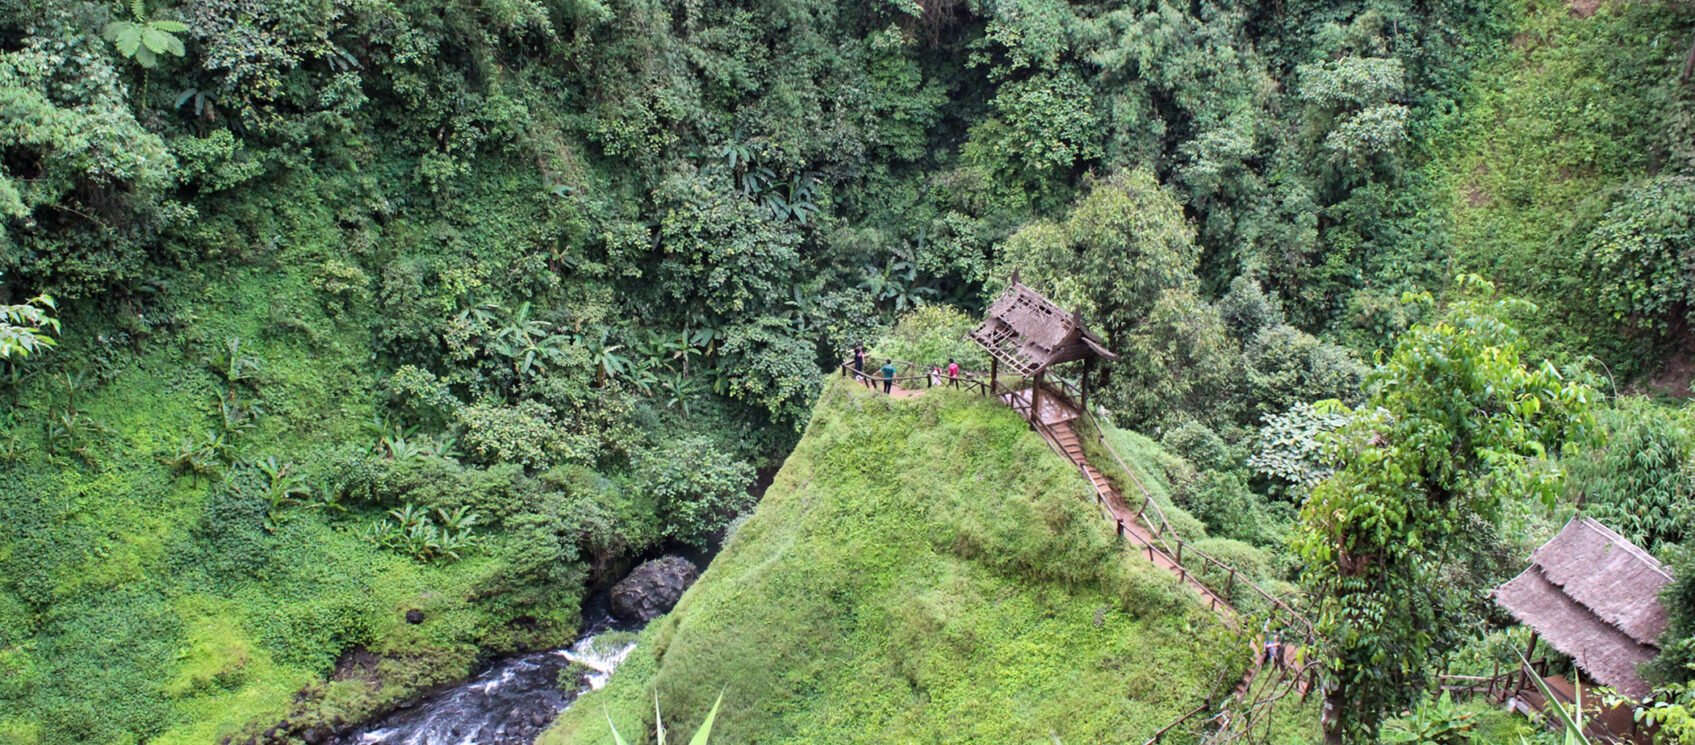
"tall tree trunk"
1683,31,1695,84
1322,685,1346,745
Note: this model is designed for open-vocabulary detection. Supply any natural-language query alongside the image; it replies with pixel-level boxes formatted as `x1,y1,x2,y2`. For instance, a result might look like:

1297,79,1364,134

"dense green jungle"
3,0,1695,743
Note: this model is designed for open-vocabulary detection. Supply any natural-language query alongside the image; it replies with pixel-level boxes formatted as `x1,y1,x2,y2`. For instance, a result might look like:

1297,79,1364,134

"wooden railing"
1035,375,1322,743
836,362,1322,743
838,358,994,396
1041,376,1317,644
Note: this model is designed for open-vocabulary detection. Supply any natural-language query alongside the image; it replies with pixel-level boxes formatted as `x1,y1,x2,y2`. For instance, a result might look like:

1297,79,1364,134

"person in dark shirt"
852,344,867,387
880,359,896,394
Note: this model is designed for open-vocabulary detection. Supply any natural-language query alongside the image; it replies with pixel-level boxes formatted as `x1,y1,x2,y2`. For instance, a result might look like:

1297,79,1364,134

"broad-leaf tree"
0,277,58,359
102,0,189,69
1297,277,1598,743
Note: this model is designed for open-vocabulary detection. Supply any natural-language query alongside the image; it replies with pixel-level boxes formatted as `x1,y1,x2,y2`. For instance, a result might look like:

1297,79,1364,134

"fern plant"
103,0,189,69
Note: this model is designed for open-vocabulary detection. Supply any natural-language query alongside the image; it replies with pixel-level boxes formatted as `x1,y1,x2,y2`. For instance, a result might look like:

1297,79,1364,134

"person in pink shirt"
946,359,960,388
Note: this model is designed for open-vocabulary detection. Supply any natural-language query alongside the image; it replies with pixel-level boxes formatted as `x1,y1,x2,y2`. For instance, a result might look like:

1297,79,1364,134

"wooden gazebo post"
1080,357,1092,417
1030,370,1044,428
988,357,998,397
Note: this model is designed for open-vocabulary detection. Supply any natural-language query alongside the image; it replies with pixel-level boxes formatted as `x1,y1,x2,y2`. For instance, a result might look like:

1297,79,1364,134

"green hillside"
543,377,1243,744
4,0,1695,742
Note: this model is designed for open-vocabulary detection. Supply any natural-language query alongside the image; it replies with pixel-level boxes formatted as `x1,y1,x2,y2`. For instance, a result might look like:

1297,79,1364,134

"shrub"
1175,470,1264,544
1585,176,1695,334
1243,323,1367,415
1160,420,1238,474
871,305,989,372
1650,545,1695,686
196,468,274,581
636,437,755,546
1568,398,1695,555
1219,275,1282,342
1249,402,1350,500
456,400,571,470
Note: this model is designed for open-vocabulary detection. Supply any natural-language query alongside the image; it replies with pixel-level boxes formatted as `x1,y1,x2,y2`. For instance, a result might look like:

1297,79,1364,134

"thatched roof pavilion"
968,273,1116,377
1493,516,1672,698
968,274,1118,425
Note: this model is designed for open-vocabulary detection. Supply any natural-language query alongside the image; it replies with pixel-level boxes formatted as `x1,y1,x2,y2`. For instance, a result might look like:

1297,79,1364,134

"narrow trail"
997,383,1314,743
839,362,1317,741
1017,396,1233,616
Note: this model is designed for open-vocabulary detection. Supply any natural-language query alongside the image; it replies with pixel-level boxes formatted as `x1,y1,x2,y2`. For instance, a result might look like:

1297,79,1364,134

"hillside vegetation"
3,0,1695,742
544,377,1245,743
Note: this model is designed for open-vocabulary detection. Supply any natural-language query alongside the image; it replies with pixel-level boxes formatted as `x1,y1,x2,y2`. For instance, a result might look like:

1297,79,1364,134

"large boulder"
610,556,699,622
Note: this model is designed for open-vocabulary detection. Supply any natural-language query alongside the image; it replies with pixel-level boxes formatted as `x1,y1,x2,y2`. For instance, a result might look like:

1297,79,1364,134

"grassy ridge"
543,378,1244,744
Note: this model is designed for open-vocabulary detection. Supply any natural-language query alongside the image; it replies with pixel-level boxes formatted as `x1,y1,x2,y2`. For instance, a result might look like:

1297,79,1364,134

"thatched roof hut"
1494,517,1672,698
968,274,1117,377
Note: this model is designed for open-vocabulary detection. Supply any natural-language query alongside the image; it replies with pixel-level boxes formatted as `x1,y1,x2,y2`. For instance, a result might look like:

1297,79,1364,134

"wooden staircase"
1028,406,1238,616
1000,384,1314,744
1050,420,1117,504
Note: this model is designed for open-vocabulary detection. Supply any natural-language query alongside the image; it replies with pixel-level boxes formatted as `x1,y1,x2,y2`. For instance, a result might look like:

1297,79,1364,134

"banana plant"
583,327,628,387
256,456,310,531
662,373,701,418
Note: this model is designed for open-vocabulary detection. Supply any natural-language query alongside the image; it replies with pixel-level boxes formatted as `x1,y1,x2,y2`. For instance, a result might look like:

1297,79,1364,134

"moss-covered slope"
543,378,1242,744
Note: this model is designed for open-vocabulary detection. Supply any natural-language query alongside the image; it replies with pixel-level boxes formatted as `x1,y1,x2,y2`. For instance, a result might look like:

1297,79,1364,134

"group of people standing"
848,344,962,394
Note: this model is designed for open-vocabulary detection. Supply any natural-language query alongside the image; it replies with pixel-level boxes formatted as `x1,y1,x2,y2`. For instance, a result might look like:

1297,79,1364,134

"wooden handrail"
838,359,992,396
1140,701,1212,745
1061,395,1319,644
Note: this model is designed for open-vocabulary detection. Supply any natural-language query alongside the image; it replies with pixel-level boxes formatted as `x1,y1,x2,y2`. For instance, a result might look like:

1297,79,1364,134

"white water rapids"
336,631,638,745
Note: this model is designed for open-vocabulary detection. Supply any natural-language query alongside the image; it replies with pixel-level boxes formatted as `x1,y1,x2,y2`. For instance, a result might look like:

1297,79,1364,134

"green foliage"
1382,691,1477,744
455,400,573,471
1297,278,1599,742
0,23,175,296
252,456,310,531
997,169,1199,347
102,0,189,69
1652,545,1695,686
0,0,1689,740
1242,323,1366,416
635,436,754,547
1584,176,1695,334
1437,0,1695,375
1175,470,1264,544
544,378,1236,744
0,281,59,359
1567,399,1695,555
1160,420,1237,474
870,305,988,372
1116,288,1240,428
367,504,479,563
1635,681,1695,744
1249,402,1350,499
605,690,724,745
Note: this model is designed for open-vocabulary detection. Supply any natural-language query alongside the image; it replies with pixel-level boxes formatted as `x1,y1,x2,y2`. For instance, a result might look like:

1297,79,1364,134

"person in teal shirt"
880,360,896,394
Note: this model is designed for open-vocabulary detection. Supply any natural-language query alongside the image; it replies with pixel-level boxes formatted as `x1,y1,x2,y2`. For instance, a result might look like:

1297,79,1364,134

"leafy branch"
103,0,189,69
